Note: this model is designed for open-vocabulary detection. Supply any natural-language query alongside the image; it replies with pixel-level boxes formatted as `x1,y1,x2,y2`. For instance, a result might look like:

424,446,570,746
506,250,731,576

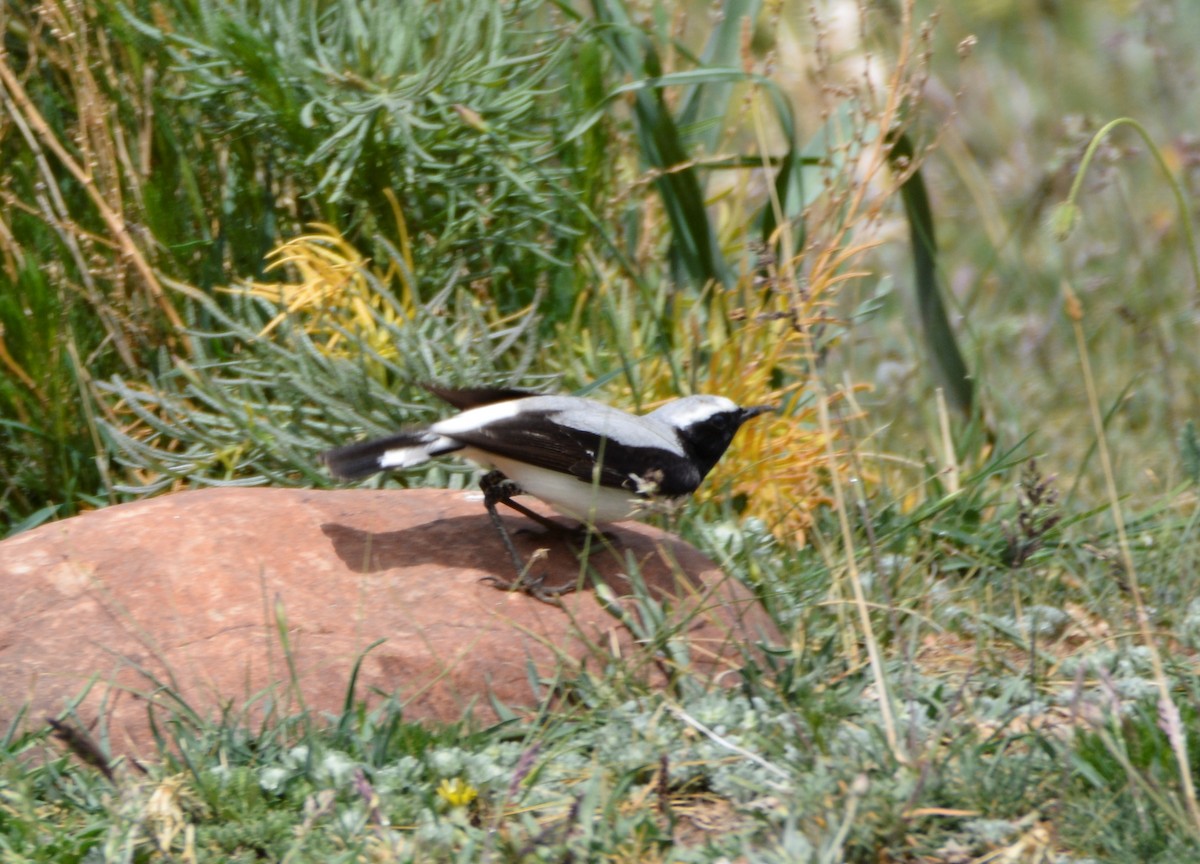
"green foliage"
1067,696,1200,859
6,0,1200,858
2,0,967,533
890,131,974,414
96,272,544,494
0,263,108,533
589,0,732,289
1183,420,1200,486
1055,116,1200,294
0,0,600,531
136,0,598,311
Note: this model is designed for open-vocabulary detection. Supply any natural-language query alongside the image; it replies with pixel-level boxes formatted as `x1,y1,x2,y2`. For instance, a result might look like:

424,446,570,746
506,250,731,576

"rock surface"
0,487,773,758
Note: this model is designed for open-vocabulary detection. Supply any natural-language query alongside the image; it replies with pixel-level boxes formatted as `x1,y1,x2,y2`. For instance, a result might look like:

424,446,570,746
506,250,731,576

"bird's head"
649,395,775,479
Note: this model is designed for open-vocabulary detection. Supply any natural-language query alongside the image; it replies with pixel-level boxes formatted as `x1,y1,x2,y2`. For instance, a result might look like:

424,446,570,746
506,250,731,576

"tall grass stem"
1066,280,1200,836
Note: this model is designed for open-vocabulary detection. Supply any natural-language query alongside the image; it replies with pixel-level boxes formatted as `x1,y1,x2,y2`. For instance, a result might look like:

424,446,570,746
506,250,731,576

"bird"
322,385,773,597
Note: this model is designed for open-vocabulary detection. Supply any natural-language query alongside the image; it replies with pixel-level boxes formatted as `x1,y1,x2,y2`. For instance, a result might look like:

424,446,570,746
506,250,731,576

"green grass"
4,0,1200,859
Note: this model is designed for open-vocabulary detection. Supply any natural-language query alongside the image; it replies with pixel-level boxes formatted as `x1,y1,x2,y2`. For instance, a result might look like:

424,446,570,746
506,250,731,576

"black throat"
676,425,741,482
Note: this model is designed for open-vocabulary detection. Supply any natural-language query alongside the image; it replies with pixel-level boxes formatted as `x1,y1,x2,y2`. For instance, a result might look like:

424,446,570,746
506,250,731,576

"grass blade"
890,131,973,414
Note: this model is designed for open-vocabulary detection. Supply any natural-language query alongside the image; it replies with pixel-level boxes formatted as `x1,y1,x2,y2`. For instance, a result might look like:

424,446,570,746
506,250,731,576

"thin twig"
1065,280,1200,835
0,51,183,330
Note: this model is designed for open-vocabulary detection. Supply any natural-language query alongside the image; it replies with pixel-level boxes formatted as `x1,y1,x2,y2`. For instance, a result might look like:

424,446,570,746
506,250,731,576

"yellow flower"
436,778,478,808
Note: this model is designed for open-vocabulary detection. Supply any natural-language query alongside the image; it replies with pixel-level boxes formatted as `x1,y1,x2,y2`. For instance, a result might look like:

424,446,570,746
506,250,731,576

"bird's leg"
482,471,615,553
478,471,577,601
479,470,566,533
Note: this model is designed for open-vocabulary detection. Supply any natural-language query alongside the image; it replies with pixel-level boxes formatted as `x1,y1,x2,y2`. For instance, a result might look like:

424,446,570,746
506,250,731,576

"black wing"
446,410,703,497
422,384,539,411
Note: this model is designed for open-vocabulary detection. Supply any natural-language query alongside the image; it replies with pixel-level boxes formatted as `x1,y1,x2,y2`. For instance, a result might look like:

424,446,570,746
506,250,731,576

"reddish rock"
0,488,774,758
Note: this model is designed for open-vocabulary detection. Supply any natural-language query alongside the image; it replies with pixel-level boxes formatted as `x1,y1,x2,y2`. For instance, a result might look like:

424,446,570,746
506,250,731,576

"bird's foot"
480,548,578,603
481,474,577,602
477,471,615,601
480,569,579,604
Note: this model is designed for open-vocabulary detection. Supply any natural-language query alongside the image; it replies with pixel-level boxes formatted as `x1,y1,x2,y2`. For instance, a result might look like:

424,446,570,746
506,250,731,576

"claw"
479,471,580,601
479,571,577,604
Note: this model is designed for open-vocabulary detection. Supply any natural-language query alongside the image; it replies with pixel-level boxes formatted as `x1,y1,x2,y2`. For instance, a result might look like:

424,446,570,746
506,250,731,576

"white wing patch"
378,437,451,469
431,398,523,436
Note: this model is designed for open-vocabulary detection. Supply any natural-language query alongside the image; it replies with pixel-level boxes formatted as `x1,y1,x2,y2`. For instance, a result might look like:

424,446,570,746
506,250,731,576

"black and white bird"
322,385,773,593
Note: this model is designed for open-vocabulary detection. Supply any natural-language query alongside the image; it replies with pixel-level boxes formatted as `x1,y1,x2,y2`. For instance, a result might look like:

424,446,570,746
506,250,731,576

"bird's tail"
322,430,463,479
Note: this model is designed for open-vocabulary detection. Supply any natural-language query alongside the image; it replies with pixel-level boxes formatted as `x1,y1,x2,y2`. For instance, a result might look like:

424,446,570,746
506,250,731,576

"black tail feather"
322,431,440,479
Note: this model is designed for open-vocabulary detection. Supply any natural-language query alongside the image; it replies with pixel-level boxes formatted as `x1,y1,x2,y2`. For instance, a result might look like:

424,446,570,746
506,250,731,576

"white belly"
461,449,643,523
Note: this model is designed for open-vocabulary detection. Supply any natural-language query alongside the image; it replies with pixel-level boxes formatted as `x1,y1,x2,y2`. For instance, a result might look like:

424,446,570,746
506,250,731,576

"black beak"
738,404,777,424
